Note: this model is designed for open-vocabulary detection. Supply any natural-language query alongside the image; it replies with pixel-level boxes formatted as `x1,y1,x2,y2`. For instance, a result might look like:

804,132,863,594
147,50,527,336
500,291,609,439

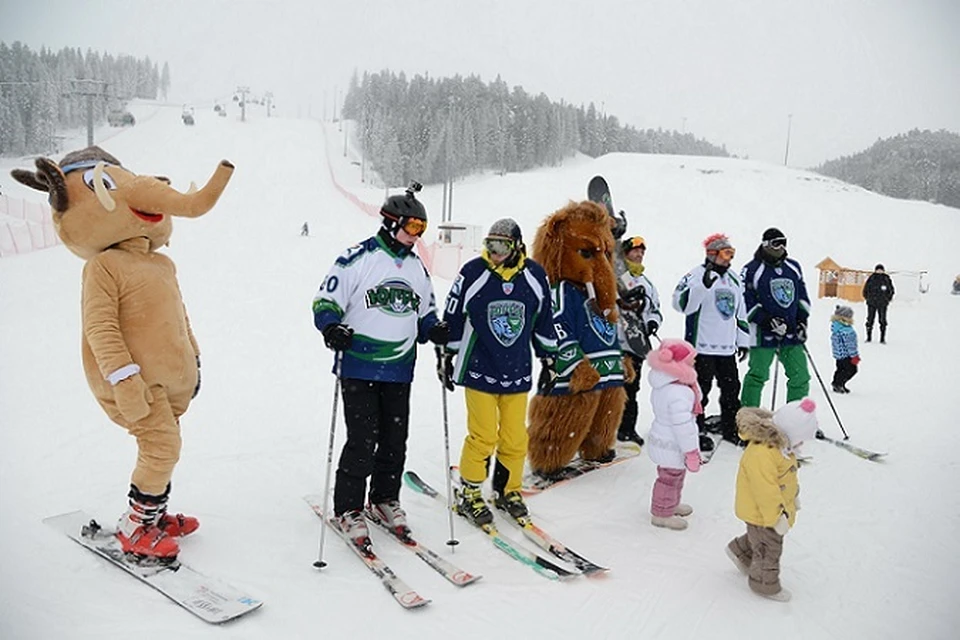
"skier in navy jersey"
312,183,449,547
439,219,558,525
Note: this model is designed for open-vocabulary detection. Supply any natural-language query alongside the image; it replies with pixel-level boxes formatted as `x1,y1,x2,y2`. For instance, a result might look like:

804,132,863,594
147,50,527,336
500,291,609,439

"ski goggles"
763,237,787,249
622,236,646,252
401,217,427,237
716,247,736,260
483,236,516,256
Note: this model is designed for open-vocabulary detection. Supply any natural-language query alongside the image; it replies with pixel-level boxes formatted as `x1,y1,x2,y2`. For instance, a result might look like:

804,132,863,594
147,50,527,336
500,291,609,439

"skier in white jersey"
312,183,449,548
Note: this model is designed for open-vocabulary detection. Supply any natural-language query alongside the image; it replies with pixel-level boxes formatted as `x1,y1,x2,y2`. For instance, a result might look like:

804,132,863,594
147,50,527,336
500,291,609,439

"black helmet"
381,181,426,221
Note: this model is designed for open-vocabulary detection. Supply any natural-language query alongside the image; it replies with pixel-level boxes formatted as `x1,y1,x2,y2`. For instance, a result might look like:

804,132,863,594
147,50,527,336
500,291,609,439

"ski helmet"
380,181,427,236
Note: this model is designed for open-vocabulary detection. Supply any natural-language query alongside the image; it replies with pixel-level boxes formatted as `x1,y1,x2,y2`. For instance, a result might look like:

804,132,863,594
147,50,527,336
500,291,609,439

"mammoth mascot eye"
82,168,117,191
578,248,594,259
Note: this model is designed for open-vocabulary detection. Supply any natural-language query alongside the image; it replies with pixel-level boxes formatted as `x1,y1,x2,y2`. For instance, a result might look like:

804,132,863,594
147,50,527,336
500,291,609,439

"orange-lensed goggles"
623,236,646,251
401,217,427,237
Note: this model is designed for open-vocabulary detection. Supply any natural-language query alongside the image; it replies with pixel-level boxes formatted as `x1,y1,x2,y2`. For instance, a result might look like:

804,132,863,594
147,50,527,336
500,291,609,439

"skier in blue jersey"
439,219,558,525
312,183,449,547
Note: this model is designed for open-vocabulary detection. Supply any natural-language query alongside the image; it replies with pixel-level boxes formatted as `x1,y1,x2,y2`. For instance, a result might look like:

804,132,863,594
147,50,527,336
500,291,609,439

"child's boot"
651,515,688,530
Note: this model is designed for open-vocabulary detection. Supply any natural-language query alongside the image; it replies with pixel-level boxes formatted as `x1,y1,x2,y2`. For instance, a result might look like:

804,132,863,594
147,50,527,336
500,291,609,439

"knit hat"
772,398,819,447
875,264,885,272
834,305,854,320
762,227,786,242
647,339,698,386
487,218,522,243
703,233,733,254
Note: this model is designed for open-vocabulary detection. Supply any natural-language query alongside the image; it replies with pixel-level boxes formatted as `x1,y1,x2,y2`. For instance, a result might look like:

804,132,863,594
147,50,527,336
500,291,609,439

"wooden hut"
814,257,872,302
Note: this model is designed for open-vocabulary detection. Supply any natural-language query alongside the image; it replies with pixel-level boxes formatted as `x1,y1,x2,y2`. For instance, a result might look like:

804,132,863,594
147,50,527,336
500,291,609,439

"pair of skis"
404,470,608,580
303,495,481,610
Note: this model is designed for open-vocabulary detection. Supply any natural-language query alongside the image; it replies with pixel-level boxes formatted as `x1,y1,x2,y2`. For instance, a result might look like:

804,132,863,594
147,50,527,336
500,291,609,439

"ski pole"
801,343,850,440
314,351,343,569
771,348,780,411
435,346,460,551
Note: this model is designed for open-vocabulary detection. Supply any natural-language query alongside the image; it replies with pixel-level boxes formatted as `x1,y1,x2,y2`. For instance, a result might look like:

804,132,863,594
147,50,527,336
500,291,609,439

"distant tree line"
814,129,960,209
341,69,730,187
0,41,168,156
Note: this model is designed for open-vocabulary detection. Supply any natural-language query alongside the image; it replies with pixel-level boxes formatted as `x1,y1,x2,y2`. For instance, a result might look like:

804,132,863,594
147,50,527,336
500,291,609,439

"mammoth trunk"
129,161,235,219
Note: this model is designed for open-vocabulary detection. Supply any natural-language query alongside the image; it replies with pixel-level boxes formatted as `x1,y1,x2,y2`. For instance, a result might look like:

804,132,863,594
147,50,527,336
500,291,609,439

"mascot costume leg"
527,201,633,475
12,146,234,561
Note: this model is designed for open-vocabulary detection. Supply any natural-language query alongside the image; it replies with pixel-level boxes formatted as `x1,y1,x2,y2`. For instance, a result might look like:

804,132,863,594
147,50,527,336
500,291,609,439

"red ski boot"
115,484,180,562
157,512,200,537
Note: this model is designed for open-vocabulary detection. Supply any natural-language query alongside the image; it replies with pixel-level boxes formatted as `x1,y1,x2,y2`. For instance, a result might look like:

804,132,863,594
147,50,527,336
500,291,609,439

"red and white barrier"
0,195,60,258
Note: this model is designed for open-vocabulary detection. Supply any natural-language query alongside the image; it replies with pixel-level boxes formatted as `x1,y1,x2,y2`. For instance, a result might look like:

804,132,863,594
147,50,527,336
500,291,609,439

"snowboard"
587,175,616,218
44,510,263,624
522,443,642,495
617,271,652,356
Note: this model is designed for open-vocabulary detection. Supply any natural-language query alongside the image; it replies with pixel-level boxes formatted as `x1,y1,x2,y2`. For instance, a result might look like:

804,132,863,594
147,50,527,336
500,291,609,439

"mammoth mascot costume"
527,200,634,475
11,146,234,561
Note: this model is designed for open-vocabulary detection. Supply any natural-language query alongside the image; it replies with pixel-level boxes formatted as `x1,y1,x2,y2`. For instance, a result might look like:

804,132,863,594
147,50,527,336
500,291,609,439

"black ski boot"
493,491,529,522
617,429,645,447
456,481,493,526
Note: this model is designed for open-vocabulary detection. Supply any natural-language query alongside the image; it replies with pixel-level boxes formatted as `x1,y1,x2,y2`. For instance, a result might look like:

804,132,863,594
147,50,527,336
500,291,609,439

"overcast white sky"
2,0,958,167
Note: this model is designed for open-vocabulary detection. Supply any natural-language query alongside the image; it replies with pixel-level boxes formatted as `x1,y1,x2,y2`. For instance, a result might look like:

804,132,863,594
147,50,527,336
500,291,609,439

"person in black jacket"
862,264,895,343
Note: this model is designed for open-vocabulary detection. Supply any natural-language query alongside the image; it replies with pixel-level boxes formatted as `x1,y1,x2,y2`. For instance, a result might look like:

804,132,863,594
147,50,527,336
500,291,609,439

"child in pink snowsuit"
645,339,703,530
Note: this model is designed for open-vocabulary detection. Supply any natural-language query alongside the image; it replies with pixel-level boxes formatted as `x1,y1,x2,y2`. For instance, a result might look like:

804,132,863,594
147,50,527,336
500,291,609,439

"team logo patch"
488,300,526,347
584,301,617,345
714,289,735,319
365,278,421,316
502,282,514,295
769,278,795,309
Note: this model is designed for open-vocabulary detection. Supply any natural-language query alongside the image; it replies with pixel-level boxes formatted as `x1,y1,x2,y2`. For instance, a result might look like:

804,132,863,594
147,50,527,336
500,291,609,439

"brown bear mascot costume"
11,146,234,562
527,200,633,475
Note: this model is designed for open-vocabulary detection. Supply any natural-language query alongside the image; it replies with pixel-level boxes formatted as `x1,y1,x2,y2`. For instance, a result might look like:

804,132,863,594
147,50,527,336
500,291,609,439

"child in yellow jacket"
726,398,818,602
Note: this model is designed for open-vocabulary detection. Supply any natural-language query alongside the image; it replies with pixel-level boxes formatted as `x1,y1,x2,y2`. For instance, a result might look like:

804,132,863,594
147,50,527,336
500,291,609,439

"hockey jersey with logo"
740,255,811,347
672,263,750,356
312,234,440,382
546,281,624,396
443,254,557,394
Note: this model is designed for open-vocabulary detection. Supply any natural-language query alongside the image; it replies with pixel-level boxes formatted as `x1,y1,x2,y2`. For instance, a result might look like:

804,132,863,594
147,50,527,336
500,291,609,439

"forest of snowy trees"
815,129,960,209
0,42,167,156
341,70,730,187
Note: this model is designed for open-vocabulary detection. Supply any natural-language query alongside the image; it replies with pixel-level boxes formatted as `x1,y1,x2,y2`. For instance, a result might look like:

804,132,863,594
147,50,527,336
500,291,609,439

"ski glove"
322,323,354,351
737,347,750,362
702,263,719,289
114,373,153,423
645,320,659,337
796,321,808,343
773,514,790,536
611,210,627,240
537,356,558,393
436,348,455,391
851,355,861,366
192,356,201,399
768,317,788,337
427,321,450,346
684,450,702,473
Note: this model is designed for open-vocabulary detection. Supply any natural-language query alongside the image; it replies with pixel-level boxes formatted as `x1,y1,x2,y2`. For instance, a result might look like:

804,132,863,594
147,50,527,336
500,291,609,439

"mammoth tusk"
585,281,597,301
186,181,198,194
93,162,116,212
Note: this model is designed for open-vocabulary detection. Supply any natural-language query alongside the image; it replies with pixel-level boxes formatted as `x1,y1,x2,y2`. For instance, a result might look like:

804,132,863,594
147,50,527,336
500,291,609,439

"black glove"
796,321,808,343
436,347,455,391
702,262,718,289
191,355,201,399
737,347,750,362
767,317,788,337
618,285,647,312
537,357,558,393
611,210,627,240
427,321,450,346
645,321,659,337
322,323,354,351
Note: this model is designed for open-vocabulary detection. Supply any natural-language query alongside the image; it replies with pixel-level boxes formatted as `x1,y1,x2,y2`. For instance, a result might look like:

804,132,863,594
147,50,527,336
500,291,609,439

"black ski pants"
833,358,859,387
334,378,411,516
866,303,888,335
694,354,741,437
619,352,646,435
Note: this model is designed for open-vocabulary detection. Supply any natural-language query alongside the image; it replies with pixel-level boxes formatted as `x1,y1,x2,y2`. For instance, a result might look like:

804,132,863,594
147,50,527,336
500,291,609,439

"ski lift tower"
70,79,109,146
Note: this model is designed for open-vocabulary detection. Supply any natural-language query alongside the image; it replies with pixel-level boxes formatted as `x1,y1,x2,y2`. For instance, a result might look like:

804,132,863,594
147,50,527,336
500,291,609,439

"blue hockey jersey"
443,253,557,394
547,280,624,396
740,253,811,347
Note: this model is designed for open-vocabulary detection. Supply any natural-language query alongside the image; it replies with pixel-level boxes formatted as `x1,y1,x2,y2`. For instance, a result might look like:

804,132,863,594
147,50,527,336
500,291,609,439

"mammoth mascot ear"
10,158,69,212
